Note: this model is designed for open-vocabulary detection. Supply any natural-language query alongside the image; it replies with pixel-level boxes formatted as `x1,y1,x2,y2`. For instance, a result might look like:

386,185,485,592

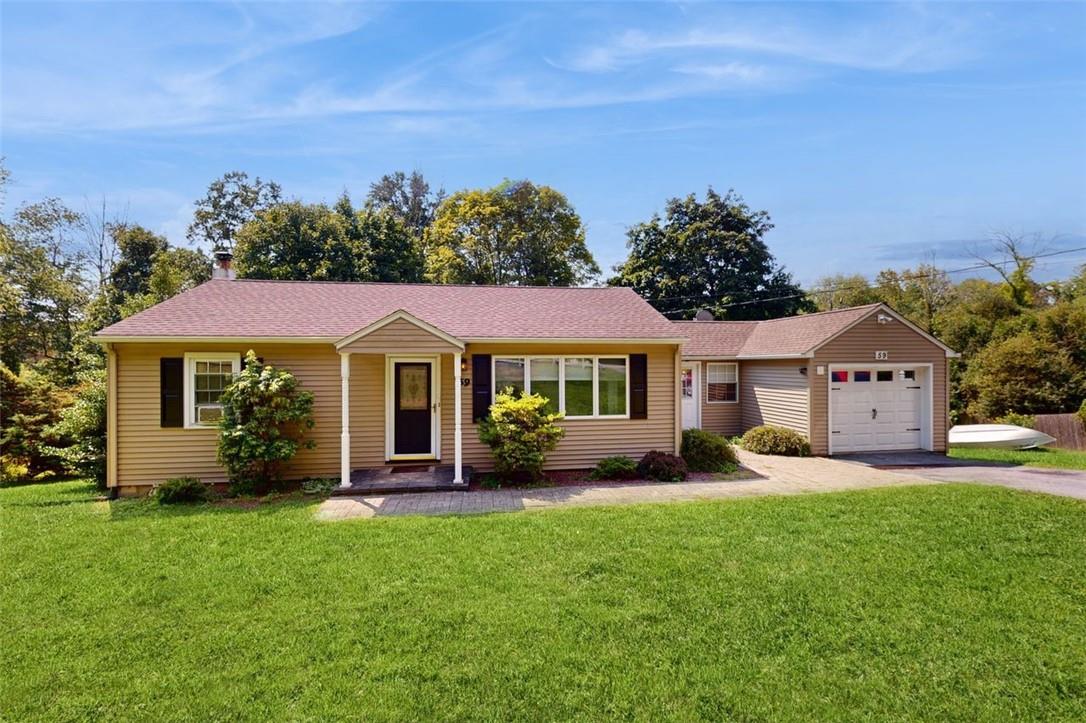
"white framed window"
183,352,241,428
492,355,629,419
706,362,738,404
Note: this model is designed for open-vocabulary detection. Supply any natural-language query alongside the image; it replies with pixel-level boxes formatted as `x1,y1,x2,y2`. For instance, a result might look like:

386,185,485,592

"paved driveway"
836,451,1086,501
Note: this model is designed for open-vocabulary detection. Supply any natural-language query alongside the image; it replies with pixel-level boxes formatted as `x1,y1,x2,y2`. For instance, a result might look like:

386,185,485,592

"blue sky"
3,1,1085,284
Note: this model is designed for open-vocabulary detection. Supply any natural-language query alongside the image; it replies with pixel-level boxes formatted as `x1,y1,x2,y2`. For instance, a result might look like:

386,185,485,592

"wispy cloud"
556,5,976,75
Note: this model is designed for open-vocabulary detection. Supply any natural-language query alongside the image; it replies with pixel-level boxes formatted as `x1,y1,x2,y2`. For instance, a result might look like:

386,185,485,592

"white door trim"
827,362,933,455
681,362,701,429
385,355,441,461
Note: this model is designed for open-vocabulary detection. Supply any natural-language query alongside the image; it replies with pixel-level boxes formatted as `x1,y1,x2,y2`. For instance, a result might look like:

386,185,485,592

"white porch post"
453,351,464,484
339,352,352,488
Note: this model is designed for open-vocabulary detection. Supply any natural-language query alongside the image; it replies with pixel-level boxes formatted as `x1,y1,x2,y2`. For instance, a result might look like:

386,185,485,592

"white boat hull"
949,424,1057,450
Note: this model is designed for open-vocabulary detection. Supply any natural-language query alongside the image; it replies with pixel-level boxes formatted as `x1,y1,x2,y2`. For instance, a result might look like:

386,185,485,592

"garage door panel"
830,368,925,453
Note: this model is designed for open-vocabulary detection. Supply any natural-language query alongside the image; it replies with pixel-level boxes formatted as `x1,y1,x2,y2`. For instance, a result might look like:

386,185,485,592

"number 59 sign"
874,350,889,360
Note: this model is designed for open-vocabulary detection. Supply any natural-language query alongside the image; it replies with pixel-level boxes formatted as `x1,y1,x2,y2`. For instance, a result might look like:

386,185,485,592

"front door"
393,361,434,457
681,364,700,429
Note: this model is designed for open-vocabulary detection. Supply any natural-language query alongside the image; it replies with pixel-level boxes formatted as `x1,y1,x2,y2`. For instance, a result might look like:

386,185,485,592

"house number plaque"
874,351,889,360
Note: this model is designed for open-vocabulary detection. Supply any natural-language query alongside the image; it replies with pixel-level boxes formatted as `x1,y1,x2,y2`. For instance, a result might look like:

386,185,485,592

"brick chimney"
212,249,236,280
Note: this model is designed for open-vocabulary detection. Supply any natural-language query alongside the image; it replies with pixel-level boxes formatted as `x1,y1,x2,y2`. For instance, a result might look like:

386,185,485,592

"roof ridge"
223,278,631,291
754,303,882,323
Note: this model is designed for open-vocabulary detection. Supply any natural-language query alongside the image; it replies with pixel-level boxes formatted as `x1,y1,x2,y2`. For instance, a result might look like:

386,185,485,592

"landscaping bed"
470,466,758,490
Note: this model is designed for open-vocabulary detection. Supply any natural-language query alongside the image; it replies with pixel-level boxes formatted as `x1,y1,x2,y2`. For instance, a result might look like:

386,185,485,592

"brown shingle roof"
676,304,883,357
95,279,683,341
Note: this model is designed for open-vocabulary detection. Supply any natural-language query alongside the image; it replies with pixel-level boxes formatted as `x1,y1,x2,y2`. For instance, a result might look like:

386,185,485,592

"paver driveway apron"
315,451,935,521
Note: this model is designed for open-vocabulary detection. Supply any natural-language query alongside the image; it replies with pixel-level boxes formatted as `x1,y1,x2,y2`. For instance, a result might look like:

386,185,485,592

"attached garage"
677,303,956,456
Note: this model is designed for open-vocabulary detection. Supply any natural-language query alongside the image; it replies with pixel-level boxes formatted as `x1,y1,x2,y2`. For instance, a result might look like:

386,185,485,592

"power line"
651,246,1086,317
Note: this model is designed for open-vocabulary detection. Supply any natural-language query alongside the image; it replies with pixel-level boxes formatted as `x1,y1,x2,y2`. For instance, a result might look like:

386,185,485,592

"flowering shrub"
217,351,315,495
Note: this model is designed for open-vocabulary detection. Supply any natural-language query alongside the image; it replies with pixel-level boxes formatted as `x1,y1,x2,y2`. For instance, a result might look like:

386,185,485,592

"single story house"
676,304,957,455
93,257,956,496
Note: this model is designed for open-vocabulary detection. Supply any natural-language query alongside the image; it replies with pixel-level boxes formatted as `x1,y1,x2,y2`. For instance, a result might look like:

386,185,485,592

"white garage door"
830,368,923,453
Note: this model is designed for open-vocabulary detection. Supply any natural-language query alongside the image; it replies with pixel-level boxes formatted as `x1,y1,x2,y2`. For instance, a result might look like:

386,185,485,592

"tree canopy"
366,170,445,240
608,188,810,320
187,171,282,251
425,180,599,286
233,201,366,281
334,193,425,283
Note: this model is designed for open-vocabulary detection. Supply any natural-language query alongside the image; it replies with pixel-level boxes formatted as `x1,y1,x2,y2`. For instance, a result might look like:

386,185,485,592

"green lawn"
949,446,1086,470
3,482,1085,721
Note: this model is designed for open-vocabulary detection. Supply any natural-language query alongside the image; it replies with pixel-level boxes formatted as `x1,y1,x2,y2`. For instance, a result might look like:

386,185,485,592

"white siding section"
741,361,809,436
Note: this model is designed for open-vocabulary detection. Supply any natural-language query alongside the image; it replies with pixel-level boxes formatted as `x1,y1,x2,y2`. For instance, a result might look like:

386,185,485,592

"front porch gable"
336,310,467,490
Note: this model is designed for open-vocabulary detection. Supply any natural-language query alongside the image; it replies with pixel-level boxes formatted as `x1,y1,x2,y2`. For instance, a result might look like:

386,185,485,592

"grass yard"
949,446,1086,470
3,482,1085,721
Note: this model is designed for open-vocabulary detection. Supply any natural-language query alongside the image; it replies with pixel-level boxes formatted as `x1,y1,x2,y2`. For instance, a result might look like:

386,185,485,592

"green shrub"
636,451,688,482
478,389,565,482
996,412,1036,428
301,477,338,495
741,426,811,456
217,351,315,495
961,333,1085,419
155,477,210,505
1,458,30,487
681,428,738,472
590,455,638,481
46,367,107,489
1079,399,1086,428
0,362,68,482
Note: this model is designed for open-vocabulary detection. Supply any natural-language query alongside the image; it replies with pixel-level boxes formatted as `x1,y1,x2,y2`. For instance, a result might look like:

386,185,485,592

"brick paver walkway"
314,450,936,521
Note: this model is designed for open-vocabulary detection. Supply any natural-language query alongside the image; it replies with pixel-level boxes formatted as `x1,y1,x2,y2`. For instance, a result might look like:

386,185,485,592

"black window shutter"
630,353,648,419
471,354,492,423
160,358,184,428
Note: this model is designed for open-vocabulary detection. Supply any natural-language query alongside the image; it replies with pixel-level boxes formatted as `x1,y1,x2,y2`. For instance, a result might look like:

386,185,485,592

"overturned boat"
948,424,1057,449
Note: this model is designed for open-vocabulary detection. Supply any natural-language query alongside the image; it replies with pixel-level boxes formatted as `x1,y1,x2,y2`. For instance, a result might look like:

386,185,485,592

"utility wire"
649,246,1086,317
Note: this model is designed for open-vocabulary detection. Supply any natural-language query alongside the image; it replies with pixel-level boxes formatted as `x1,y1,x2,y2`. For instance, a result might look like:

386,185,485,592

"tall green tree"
810,273,880,311
234,201,368,281
334,193,424,283
0,198,88,376
117,247,211,318
425,180,598,286
875,264,955,334
609,188,810,320
366,170,445,240
84,224,169,330
187,171,282,251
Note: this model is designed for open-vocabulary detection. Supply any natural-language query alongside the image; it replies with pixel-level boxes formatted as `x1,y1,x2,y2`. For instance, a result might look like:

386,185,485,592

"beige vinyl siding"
461,343,679,470
740,360,809,436
809,313,949,455
696,362,742,436
111,339,678,491
113,342,342,489
347,354,385,468
339,317,462,354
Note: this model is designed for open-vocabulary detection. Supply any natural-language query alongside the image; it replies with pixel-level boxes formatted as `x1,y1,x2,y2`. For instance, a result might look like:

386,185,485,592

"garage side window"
706,362,738,403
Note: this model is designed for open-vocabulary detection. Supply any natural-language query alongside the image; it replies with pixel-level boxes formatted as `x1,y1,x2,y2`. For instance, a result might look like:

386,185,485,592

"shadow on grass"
104,491,325,523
